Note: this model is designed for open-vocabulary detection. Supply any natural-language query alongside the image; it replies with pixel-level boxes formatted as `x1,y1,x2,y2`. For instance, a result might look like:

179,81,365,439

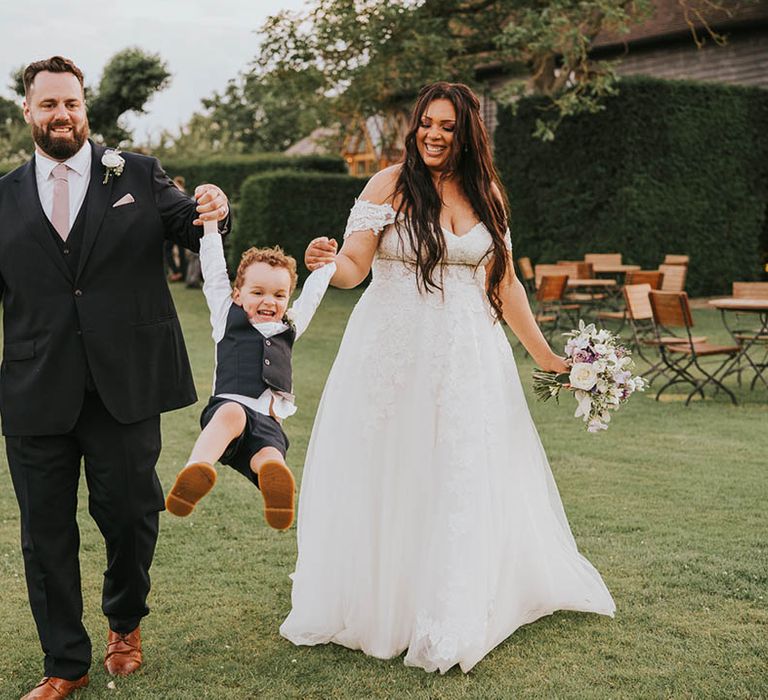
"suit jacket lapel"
77,140,113,280
13,157,74,283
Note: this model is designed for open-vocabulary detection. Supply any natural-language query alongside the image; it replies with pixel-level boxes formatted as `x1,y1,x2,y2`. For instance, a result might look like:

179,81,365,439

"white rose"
102,150,124,168
569,362,598,391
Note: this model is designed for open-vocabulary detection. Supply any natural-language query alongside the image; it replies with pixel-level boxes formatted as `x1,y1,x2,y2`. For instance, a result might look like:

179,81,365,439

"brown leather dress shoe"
104,627,142,676
257,459,296,530
165,462,217,516
21,674,89,699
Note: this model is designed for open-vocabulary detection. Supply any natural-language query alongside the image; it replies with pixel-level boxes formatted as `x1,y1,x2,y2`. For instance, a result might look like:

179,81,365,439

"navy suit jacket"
0,140,218,435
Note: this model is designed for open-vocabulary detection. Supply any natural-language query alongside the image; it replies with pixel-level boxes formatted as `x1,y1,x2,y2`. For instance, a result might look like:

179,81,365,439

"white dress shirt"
199,231,336,420
35,141,92,233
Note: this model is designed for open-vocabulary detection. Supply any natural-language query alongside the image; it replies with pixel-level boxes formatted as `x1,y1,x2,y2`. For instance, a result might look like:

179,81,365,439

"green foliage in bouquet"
495,76,768,296
532,370,571,403
231,170,366,280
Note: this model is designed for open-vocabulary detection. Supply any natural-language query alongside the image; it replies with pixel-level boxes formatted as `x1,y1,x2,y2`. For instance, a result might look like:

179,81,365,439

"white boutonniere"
101,149,125,184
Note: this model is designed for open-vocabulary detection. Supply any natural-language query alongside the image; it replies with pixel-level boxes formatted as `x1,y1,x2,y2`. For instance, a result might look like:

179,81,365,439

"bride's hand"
538,353,570,374
305,237,338,271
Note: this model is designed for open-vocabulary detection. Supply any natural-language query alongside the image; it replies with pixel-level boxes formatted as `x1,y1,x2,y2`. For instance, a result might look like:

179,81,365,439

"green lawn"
1,286,766,699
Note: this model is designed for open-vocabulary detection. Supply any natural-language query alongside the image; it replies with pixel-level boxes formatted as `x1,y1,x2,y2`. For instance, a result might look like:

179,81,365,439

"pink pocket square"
112,193,135,208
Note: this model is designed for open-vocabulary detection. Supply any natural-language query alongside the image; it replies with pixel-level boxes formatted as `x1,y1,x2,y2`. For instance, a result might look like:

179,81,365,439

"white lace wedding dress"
280,200,615,673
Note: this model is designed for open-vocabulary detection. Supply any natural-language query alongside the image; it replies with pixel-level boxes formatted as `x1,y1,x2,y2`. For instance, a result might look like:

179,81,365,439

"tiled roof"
593,0,768,48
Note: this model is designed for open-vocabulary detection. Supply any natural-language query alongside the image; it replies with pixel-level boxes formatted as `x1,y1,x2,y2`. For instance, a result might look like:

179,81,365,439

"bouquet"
533,320,646,432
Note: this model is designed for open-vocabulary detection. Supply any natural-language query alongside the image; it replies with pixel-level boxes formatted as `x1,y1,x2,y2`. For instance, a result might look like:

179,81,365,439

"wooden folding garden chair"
625,270,664,289
596,270,665,326
648,291,741,405
585,253,622,265
517,256,536,295
659,264,687,292
534,274,577,343
733,282,768,300
662,254,690,265
623,284,707,384
730,282,768,385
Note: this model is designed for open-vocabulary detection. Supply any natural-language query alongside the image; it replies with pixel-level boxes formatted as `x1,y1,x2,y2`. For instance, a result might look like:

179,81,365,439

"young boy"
165,221,335,529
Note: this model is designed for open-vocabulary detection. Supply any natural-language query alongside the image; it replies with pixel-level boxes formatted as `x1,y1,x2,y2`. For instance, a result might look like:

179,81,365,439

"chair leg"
686,356,739,406
654,356,699,401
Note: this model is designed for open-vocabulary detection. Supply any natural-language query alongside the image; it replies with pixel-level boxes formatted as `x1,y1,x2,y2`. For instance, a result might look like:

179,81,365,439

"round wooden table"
708,297,768,390
592,264,641,274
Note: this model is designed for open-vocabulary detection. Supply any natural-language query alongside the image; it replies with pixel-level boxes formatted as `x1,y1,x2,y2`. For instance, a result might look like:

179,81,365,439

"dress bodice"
343,199,510,296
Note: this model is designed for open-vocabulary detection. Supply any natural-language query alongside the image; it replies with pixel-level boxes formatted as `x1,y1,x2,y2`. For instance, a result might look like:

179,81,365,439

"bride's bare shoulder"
358,164,402,206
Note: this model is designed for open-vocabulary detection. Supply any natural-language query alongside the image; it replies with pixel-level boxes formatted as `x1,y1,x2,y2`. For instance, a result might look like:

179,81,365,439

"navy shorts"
200,396,289,489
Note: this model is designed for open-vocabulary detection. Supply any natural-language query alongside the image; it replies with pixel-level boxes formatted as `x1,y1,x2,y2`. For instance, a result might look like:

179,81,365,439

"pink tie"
51,163,70,241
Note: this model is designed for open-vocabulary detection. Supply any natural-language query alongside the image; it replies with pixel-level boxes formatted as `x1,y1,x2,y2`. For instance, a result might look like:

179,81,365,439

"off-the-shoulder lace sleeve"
343,198,396,240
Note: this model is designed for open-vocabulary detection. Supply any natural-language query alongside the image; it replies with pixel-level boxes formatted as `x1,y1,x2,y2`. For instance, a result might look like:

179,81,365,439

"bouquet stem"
532,369,571,403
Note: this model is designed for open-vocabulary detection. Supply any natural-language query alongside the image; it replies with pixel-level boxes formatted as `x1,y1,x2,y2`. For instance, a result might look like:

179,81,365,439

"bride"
280,82,615,673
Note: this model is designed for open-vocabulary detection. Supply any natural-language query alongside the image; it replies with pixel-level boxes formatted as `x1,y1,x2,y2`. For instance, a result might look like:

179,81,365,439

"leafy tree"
86,48,171,144
195,0,746,147
0,95,28,165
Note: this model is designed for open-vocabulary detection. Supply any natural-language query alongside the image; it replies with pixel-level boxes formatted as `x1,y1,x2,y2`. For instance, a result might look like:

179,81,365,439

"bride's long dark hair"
393,81,510,319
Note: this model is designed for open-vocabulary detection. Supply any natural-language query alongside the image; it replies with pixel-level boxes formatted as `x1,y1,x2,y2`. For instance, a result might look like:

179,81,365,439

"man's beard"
31,118,89,160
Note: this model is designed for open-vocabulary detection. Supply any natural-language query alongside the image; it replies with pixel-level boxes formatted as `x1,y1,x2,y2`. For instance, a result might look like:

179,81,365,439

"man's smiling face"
23,70,89,160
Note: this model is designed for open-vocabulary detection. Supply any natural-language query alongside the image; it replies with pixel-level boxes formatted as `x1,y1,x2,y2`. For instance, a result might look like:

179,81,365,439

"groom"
0,56,229,700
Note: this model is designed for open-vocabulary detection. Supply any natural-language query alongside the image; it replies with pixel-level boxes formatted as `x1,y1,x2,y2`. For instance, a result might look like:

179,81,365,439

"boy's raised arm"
290,261,337,340
199,222,233,343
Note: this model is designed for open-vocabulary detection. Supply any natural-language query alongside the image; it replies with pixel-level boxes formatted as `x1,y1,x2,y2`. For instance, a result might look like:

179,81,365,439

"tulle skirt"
280,262,615,673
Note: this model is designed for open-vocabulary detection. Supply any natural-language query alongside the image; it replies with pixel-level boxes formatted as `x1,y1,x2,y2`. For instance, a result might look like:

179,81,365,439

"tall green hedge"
495,76,768,296
229,170,366,279
161,154,347,202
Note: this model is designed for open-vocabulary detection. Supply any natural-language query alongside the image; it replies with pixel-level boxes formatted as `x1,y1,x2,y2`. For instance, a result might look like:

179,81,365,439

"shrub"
494,76,768,295
159,154,347,201
230,170,366,279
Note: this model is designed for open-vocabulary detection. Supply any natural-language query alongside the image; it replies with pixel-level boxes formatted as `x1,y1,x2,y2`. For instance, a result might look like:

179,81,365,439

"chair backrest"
649,290,694,329
659,264,687,292
733,281,768,299
663,254,690,265
625,270,664,289
535,264,567,287
623,283,653,321
577,261,594,278
536,275,568,302
555,262,580,278
585,253,622,265
517,256,535,282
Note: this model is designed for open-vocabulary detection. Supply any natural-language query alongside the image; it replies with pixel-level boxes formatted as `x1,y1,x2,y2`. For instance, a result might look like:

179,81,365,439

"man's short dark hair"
23,56,85,96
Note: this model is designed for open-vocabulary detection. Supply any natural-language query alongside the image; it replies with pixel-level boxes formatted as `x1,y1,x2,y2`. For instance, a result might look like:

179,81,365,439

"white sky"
0,0,307,142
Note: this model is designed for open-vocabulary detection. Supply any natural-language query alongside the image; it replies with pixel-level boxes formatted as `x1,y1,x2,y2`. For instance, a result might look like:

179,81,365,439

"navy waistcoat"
214,303,295,398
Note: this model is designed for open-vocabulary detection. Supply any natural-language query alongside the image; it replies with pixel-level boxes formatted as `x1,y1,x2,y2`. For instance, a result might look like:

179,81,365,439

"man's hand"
305,236,338,271
193,184,229,225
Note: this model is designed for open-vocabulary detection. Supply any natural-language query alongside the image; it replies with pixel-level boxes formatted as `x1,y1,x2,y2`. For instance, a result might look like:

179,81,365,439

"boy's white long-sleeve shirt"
199,232,335,420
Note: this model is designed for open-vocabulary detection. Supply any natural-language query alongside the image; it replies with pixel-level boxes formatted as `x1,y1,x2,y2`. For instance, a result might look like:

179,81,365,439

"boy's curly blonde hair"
234,246,298,293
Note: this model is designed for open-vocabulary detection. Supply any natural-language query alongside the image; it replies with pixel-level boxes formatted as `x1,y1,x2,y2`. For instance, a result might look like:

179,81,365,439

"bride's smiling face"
416,98,456,172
